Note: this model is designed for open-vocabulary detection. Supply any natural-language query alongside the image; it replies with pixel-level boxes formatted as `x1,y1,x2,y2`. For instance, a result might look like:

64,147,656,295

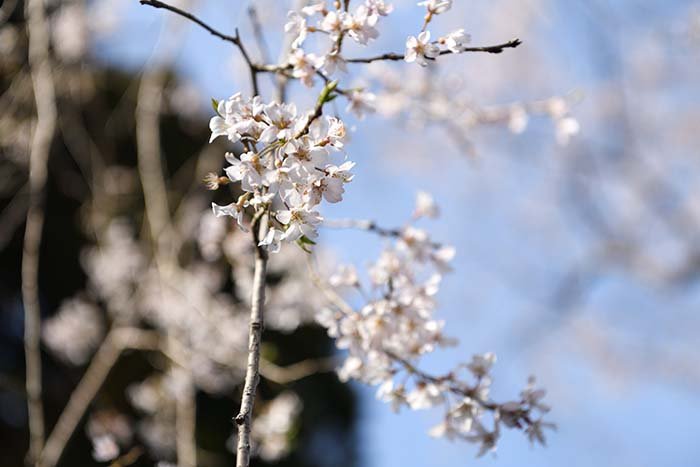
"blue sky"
99,1,700,465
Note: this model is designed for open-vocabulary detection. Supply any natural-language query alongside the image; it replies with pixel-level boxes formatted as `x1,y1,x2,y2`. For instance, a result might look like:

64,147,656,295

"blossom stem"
235,212,269,467
295,80,338,138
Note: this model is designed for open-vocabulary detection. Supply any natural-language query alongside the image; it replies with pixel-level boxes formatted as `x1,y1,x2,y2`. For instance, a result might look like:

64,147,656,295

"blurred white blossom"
43,298,104,365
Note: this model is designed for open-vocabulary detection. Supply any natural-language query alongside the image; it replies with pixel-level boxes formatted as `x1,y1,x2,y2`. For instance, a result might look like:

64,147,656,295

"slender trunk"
23,0,57,463
235,215,268,467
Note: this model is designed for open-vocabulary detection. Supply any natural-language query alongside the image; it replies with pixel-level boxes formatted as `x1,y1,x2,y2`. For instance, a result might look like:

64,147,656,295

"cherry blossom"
345,90,377,119
418,0,452,15
413,190,440,219
72,1,558,464
440,28,471,53
316,195,554,456
288,49,322,88
344,5,380,44
208,94,354,253
405,31,440,66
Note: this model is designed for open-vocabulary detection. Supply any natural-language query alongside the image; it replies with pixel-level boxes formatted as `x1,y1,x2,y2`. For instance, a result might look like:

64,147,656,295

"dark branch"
139,0,260,95
138,0,521,95
140,0,237,44
455,38,522,54
346,38,522,64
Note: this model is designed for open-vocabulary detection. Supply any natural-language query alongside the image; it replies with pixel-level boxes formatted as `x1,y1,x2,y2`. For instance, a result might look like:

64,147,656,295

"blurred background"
2,0,700,466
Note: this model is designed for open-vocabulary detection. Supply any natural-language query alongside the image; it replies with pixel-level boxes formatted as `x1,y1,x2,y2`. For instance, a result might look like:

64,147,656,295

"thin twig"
139,0,238,44
247,6,272,64
322,218,443,247
136,67,173,256
322,218,402,237
139,0,519,96
346,38,522,63
235,213,269,467
305,255,356,316
295,79,338,138
139,0,260,95
23,0,57,463
134,26,200,465
259,357,338,385
248,4,280,96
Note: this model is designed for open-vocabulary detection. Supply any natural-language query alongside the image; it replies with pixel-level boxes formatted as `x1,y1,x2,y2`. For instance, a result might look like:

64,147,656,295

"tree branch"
39,328,161,467
346,38,522,63
235,213,268,467
23,0,57,463
139,0,260,96
136,67,173,256
259,357,338,385
139,0,237,44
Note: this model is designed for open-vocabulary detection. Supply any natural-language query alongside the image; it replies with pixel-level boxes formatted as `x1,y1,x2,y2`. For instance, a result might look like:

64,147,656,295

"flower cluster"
318,220,456,383
285,0,393,81
209,93,354,253
404,1,473,66
43,297,104,365
280,0,392,118
317,192,554,456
